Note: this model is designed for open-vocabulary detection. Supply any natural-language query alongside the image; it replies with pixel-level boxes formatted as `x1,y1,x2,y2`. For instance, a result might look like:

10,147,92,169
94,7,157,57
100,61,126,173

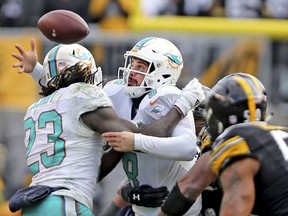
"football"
38,10,90,44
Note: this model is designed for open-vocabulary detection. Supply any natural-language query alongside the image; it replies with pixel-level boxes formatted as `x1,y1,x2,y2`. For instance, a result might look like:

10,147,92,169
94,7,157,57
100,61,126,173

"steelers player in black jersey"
206,73,288,216
158,73,287,216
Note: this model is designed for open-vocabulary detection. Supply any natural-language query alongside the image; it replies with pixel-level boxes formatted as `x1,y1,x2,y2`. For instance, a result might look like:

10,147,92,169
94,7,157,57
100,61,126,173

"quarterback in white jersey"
100,37,205,216
104,80,202,216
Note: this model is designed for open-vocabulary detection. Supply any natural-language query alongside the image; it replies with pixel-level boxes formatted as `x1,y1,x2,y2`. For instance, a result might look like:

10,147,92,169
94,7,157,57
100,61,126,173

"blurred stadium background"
1,0,288,215
1,14,287,126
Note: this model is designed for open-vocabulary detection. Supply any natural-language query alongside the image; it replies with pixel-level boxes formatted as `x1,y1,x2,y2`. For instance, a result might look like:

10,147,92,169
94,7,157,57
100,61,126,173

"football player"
99,37,206,216
10,42,203,216
100,86,211,216
159,72,288,216
11,38,206,216
206,73,288,215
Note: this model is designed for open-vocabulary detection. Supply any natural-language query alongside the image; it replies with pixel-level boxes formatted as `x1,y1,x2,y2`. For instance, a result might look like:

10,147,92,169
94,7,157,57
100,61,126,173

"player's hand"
102,131,135,152
174,78,205,117
11,38,38,74
119,182,169,208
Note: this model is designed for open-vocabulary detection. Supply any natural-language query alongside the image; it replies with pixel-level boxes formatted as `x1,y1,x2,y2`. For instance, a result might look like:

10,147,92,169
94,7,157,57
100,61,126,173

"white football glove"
174,78,206,117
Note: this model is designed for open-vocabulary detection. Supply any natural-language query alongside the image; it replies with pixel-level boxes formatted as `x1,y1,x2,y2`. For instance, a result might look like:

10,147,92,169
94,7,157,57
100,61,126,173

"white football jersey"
24,83,112,210
104,80,201,216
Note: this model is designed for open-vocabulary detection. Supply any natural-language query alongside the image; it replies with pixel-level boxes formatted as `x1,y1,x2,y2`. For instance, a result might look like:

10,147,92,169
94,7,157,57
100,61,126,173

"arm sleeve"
30,62,45,85
134,115,197,161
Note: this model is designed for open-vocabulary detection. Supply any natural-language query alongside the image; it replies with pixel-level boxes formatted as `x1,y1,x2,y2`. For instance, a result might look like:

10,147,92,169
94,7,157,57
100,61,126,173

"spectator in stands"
43,0,91,23
89,0,132,30
223,0,265,18
0,0,44,26
140,0,181,16
265,0,288,19
182,0,219,16
140,0,221,17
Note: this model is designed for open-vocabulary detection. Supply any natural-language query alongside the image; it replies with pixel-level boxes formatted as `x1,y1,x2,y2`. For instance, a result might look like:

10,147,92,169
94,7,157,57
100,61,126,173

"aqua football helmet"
205,73,267,141
118,37,183,98
42,43,102,88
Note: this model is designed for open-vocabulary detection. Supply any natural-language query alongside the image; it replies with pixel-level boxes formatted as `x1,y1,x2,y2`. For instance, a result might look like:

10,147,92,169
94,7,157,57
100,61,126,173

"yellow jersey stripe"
209,136,250,175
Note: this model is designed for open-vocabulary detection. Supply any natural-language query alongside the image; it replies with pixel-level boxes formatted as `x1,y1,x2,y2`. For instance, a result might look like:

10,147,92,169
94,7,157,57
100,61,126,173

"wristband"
173,105,185,118
161,183,194,215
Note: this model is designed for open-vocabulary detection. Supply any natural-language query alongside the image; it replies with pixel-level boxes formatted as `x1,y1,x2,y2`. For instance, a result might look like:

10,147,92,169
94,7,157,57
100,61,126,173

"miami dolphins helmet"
42,43,102,88
118,37,183,98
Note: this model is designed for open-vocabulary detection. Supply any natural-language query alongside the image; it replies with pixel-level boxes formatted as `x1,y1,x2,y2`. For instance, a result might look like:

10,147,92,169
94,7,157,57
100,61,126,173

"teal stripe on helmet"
134,37,155,50
48,45,62,78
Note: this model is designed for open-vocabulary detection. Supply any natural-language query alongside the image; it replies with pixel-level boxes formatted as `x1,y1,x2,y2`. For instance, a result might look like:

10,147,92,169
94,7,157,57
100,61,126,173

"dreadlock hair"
39,62,97,96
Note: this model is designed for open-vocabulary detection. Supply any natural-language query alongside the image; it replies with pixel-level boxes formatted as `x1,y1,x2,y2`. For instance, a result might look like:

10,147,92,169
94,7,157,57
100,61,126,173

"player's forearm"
134,132,197,160
98,148,123,182
178,151,216,200
220,160,256,216
139,108,182,137
30,62,45,83
220,192,252,216
160,183,195,216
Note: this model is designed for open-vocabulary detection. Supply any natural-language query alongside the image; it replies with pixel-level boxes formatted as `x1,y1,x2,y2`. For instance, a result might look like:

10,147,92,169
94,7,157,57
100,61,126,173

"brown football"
37,10,90,44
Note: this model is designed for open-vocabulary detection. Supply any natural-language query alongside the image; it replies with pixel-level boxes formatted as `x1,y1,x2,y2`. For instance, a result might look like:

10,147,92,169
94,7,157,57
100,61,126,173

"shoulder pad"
216,122,262,142
139,86,181,110
67,83,106,100
103,79,125,96
71,83,112,112
210,135,250,175
147,86,181,98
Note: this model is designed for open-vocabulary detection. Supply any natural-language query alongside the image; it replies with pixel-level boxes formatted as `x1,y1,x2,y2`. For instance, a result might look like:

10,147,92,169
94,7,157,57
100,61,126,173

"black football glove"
120,183,169,208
